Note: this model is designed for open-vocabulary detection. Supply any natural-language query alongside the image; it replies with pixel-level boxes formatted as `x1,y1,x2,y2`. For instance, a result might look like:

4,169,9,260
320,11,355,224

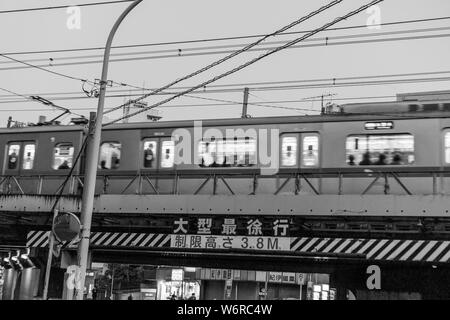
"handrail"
0,169,447,196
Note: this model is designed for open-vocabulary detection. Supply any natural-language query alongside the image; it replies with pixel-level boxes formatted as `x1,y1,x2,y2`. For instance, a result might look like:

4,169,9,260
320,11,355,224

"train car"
1,99,450,196
0,125,85,194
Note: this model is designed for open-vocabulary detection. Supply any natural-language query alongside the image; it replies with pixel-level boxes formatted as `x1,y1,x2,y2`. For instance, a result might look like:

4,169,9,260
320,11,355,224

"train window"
302,135,319,167
445,132,450,164
198,140,216,167
236,137,256,166
7,144,20,169
99,142,121,169
143,141,157,168
161,140,175,168
281,136,297,167
22,143,36,170
408,104,419,112
53,143,74,170
346,134,414,166
198,138,256,167
423,104,439,112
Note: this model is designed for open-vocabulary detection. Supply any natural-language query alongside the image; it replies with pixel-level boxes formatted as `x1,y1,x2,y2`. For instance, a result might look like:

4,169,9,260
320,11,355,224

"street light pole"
75,0,143,300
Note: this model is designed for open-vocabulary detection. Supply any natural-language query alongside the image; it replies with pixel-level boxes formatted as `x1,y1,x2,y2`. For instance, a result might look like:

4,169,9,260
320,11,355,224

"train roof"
2,100,450,133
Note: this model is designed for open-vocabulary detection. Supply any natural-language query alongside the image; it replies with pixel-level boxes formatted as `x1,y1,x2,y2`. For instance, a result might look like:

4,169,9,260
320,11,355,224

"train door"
142,137,175,170
4,141,36,175
142,137,175,194
280,133,320,169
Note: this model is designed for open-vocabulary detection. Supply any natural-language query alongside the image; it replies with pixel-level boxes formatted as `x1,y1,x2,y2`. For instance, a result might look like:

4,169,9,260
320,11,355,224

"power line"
0,87,85,118
0,53,93,83
2,26,448,67
1,74,449,104
3,15,450,56
105,0,385,125
101,0,343,115
0,1,134,14
3,32,450,71
4,92,450,110
0,87,30,100
1,70,449,99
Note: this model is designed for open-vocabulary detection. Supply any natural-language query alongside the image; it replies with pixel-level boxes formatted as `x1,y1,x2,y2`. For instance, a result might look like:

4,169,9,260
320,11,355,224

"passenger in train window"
144,144,155,168
99,142,121,170
58,161,70,170
111,154,120,169
348,155,356,166
375,153,387,165
53,143,74,170
201,142,214,167
391,154,402,165
8,151,18,169
359,152,372,166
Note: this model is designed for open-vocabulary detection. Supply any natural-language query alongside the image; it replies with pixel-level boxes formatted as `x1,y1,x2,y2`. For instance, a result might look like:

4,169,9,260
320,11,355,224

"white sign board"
297,273,306,285
171,235,290,251
172,269,184,281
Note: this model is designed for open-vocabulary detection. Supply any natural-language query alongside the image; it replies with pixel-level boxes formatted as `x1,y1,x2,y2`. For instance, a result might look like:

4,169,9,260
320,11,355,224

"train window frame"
142,139,158,169
99,141,121,170
444,130,450,165
197,137,257,168
160,139,175,169
6,142,21,170
280,135,298,167
301,134,320,168
22,143,36,170
346,133,415,166
53,143,75,170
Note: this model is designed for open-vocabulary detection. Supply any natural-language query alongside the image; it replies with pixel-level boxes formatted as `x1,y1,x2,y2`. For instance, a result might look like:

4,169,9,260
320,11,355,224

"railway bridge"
1,170,450,300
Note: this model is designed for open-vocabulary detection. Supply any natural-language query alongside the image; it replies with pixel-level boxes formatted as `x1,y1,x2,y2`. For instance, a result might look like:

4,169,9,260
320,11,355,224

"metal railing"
0,169,449,196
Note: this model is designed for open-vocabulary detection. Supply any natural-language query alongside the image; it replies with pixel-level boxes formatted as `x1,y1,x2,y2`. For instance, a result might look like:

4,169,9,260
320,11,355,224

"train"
1,99,450,196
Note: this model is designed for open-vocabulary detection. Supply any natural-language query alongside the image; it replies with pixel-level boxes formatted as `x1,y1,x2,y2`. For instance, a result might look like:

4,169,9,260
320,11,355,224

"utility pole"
75,0,143,300
241,87,249,118
42,209,59,300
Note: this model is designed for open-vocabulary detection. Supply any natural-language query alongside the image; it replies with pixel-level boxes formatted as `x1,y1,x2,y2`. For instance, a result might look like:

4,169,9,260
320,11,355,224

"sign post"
298,273,305,300
42,209,59,300
43,211,81,300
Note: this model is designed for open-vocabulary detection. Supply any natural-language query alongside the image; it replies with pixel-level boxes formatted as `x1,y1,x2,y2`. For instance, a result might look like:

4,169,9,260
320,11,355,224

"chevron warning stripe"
290,237,450,263
26,231,170,249
26,231,450,264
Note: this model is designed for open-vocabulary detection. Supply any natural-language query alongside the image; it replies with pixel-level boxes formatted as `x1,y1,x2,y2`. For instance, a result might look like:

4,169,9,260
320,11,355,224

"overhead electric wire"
0,1,134,14
1,70,449,100
2,73,449,105
0,86,85,118
105,0,409,125
3,15,450,56
0,53,93,84
2,25,448,67
0,87,30,100
4,91,450,111
2,32,449,71
101,0,344,116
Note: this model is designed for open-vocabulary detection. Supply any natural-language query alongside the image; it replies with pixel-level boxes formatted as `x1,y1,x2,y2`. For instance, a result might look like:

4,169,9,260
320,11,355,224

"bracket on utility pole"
241,87,250,118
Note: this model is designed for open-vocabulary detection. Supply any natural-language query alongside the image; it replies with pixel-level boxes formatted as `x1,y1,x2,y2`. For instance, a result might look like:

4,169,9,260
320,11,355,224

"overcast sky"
1,0,450,125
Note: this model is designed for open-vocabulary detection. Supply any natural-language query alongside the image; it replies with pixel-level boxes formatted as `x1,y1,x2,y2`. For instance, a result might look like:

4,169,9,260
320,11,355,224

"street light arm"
75,0,143,300
100,0,144,90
